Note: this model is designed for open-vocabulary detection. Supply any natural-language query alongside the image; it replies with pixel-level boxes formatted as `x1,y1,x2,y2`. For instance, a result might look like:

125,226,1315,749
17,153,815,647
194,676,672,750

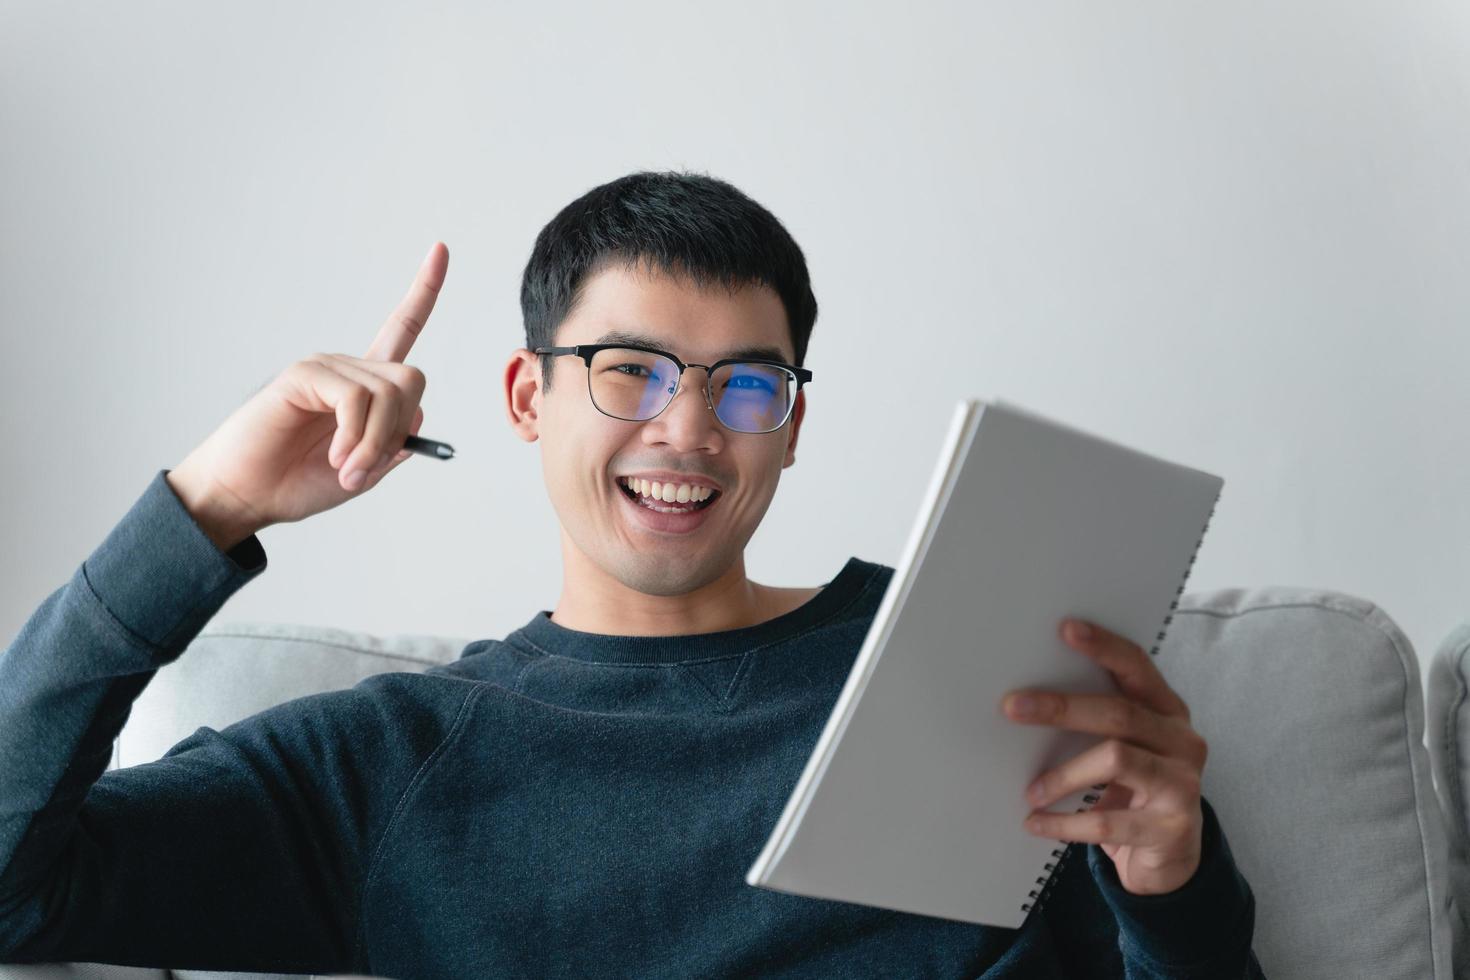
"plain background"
2,2,1466,694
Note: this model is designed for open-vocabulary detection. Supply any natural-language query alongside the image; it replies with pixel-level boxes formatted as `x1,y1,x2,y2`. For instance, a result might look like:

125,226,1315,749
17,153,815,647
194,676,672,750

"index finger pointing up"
366,242,449,362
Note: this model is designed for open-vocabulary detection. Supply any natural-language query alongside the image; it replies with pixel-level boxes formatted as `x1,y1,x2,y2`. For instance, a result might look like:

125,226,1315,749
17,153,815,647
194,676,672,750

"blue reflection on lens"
714,363,788,431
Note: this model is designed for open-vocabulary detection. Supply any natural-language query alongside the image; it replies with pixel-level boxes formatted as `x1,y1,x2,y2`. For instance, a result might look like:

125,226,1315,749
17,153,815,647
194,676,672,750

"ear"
504,348,542,443
782,388,806,468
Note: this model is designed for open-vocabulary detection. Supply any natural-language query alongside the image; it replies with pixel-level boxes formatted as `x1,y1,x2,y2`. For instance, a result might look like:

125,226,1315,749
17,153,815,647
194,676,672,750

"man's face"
506,261,805,598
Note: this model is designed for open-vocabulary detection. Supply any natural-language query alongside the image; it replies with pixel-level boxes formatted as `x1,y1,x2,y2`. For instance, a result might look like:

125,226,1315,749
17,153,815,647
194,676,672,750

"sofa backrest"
98,589,1462,979
113,624,471,771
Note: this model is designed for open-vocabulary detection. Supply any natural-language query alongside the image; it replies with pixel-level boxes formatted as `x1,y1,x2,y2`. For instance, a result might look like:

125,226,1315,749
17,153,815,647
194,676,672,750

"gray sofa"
3,586,1467,979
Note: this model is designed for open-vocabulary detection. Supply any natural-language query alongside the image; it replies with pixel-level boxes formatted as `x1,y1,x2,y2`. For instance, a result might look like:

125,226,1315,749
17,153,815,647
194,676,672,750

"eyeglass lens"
588,347,793,433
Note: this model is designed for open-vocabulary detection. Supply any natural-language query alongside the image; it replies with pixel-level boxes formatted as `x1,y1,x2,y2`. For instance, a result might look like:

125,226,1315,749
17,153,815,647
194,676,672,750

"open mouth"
616,477,721,514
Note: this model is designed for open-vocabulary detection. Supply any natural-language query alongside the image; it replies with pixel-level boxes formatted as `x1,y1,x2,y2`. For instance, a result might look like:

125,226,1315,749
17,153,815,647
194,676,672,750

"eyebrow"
593,330,791,364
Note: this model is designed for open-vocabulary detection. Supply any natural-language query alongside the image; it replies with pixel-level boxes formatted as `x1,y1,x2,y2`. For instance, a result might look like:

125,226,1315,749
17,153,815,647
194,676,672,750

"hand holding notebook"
746,399,1223,929
1002,614,1210,897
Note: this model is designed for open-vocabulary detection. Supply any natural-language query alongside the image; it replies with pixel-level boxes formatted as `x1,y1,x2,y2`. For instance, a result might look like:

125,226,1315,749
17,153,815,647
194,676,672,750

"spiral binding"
1148,488,1221,659
1020,783,1104,914
1021,485,1222,917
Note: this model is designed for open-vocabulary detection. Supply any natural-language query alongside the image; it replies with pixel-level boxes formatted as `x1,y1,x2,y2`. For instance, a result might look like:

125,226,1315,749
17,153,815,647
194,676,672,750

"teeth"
621,477,713,503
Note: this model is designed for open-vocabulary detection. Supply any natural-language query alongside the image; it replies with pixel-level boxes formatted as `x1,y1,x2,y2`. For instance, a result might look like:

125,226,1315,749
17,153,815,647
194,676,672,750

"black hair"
520,170,818,392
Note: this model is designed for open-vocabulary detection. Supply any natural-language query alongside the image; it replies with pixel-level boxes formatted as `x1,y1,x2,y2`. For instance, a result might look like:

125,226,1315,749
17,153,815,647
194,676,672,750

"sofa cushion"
0,964,166,979
1157,587,1456,979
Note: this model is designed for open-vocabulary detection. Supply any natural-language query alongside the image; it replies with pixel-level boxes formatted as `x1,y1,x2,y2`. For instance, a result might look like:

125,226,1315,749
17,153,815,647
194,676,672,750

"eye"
613,363,661,382
724,374,775,392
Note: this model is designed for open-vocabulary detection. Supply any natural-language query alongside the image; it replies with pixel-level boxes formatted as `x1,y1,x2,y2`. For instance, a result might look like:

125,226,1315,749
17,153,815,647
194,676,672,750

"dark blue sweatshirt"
0,469,1263,978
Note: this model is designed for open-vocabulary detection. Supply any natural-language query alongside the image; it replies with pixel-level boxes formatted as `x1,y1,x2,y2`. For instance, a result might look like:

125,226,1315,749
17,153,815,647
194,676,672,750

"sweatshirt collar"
506,557,880,665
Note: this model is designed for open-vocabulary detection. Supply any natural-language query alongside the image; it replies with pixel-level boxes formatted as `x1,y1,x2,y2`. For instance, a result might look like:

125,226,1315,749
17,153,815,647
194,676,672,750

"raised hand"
166,243,449,550
1000,619,1209,896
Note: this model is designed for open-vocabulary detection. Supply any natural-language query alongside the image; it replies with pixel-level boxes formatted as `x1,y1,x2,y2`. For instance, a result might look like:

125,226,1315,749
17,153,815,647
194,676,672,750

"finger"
360,405,425,491
1026,738,1198,812
377,392,417,467
1002,691,1185,760
367,405,426,481
319,373,369,472
394,405,425,462
335,353,426,448
327,354,424,459
1061,619,1191,720
1023,804,1185,847
365,242,449,363
329,359,406,490
333,353,428,400
291,359,372,470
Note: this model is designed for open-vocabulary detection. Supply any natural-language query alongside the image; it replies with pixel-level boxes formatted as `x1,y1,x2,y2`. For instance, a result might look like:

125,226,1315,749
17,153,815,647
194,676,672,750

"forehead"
556,261,794,363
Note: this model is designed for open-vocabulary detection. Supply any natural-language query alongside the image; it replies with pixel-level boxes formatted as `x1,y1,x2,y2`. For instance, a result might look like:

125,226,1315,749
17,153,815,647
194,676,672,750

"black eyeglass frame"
533,343,814,434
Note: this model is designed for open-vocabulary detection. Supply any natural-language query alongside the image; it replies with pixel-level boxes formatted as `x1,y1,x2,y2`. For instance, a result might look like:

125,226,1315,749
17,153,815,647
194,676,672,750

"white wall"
3,1,1466,690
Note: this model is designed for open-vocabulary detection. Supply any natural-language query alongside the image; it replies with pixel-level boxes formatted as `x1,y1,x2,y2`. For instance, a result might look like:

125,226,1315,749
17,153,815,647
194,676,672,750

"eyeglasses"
533,343,813,434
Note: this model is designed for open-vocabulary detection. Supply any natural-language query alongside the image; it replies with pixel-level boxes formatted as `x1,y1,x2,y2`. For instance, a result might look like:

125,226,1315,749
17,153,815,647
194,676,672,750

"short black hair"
520,170,818,392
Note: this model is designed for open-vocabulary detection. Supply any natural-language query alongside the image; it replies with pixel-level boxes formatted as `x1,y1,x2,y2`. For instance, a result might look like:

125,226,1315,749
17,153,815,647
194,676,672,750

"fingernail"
1008,694,1036,718
344,469,365,490
377,452,391,470
1027,777,1046,802
1069,620,1094,641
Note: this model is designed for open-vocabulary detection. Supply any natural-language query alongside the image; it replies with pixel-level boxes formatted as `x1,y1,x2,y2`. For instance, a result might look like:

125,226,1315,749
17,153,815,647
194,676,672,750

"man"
0,171,1264,977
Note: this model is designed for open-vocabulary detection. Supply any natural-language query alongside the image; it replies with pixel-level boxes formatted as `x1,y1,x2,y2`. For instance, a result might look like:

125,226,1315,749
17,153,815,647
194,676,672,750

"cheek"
533,416,582,495
731,450,787,510
544,430,624,507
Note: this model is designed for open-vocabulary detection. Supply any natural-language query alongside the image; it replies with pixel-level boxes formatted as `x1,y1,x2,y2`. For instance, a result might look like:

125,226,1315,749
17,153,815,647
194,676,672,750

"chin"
604,550,730,598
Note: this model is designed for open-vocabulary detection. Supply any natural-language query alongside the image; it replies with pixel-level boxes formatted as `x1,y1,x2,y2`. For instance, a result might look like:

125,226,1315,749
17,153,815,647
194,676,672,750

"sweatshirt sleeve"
1087,796,1266,979
0,469,460,974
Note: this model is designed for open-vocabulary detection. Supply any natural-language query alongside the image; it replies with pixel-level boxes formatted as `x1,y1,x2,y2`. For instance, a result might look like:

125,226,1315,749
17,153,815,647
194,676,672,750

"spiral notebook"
744,398,1223,929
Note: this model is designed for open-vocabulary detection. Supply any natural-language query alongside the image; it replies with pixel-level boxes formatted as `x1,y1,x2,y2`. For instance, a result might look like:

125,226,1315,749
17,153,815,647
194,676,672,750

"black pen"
403,434,456,460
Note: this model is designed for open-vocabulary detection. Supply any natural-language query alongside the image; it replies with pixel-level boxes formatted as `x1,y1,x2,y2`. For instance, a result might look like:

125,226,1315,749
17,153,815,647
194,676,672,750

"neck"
549,533,792,637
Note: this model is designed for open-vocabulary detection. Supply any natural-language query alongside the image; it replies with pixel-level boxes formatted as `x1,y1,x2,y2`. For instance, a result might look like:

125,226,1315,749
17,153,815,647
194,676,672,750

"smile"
617,476,720,513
